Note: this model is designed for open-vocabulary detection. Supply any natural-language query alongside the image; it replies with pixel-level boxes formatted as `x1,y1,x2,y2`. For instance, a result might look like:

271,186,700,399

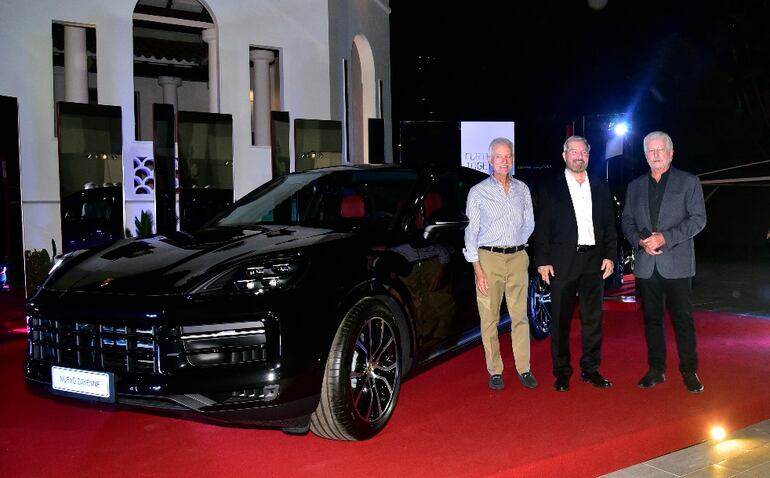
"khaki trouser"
476,248,530,375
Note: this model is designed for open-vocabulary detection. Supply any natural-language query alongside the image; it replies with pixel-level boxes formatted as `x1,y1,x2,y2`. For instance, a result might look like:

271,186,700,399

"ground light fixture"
710,425,727,441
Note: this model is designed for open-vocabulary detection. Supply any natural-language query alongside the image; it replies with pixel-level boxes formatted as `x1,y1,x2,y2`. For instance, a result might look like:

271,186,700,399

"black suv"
26,165,550,440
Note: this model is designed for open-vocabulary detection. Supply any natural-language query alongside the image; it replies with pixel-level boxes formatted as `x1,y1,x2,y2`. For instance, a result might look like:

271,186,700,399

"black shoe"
682,372,704,393
554,376,570,392
518,372,538,389
489,374,504,391
637,370,666,389
580,370,612,388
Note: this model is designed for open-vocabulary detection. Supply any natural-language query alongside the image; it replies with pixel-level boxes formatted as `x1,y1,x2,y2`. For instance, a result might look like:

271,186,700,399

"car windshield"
212,169,419,228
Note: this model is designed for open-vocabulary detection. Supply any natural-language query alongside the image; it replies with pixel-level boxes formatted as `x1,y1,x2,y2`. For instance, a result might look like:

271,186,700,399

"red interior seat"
416,192,443,229
340,194,365,218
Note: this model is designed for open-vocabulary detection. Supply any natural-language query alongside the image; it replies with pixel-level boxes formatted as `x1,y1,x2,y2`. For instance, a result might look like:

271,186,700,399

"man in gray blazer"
621,131,707,393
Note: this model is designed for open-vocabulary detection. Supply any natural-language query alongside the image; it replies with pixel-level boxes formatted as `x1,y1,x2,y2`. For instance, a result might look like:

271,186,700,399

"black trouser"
550,250,604,378
636,268,698,374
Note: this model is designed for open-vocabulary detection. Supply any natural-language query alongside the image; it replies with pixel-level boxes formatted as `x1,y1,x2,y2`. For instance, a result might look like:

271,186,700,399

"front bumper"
24,372,319,429
24,287,332,429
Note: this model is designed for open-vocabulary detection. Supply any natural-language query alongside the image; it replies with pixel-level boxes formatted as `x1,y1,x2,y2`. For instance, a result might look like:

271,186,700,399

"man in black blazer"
534,136,617,392
621,131,707,393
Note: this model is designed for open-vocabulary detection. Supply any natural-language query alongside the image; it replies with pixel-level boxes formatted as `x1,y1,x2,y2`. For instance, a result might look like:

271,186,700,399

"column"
158,76,182,114
64,25,88,103
250,49,275,146
201,28,219,113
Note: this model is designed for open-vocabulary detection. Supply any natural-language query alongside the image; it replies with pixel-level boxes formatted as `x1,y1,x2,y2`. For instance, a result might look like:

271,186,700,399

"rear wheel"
310,298,402,440
527,275,552,340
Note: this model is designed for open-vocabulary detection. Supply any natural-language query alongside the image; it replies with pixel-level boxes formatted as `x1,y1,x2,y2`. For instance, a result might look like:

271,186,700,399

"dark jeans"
636,268,698,374
550,250,604,378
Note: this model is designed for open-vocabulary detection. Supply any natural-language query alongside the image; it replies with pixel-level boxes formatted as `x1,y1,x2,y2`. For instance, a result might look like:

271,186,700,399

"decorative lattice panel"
133,156,155,195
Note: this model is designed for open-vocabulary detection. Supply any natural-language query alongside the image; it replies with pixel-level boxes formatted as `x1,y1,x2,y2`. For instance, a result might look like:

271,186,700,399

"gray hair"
563,135,591,152
488,137,514,154
643,131,674,151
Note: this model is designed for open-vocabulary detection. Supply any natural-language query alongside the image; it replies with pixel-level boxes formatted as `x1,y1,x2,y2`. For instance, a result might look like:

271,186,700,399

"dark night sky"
389,0,770,179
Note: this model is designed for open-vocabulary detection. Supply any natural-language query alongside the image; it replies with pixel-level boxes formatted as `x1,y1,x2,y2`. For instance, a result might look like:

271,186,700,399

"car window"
458,167,488,210
406,169,486,232
213,169,419,228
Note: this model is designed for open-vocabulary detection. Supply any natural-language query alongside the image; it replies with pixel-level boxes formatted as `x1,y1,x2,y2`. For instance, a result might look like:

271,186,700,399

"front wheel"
310,298,402,440
527,274,552,340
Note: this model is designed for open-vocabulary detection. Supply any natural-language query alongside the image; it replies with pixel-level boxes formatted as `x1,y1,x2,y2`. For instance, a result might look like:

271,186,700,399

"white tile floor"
602,419,770,477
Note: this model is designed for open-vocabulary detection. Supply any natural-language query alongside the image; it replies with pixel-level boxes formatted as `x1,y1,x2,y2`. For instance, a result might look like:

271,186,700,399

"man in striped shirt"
463,137,537,391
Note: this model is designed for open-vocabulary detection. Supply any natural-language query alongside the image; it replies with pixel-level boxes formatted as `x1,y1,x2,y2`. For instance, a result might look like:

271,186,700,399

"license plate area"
51,366,115,403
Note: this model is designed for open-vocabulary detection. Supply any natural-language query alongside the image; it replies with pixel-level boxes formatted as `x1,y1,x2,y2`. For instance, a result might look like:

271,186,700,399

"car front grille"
29,318,158,374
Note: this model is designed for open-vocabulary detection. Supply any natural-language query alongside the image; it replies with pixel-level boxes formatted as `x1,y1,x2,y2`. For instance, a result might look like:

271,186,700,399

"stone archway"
132,0,218,141
351,34,376,164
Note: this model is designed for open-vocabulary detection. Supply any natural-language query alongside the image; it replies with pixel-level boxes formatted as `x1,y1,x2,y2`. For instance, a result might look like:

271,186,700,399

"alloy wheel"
528,276,552,339
349,314,400,423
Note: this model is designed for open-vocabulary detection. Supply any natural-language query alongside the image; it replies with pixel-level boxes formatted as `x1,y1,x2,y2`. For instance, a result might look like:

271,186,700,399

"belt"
480,245,526,254
576,245,596,253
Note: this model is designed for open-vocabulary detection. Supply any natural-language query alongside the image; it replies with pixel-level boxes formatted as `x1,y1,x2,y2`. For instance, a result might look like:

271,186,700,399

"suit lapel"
557,174,578,229
590,176,601,227
639,175,652,230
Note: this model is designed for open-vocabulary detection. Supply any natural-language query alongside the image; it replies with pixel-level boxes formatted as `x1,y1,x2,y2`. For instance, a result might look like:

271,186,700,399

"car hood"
44,225,350,295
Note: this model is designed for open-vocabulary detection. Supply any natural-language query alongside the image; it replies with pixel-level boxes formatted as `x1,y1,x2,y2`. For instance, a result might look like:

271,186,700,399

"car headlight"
189,253,306,295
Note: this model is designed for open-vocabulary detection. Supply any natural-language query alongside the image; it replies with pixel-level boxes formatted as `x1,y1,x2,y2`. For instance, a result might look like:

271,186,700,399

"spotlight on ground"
710,426,727,441
612,121,629,137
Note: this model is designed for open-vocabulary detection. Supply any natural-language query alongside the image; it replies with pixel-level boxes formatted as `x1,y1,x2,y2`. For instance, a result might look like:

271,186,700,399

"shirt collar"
489,174,512,187
564,169,589,186
649,168,671,180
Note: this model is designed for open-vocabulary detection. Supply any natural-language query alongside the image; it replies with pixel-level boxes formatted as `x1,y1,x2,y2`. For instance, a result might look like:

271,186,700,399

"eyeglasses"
566,149,589,156
490,154,513,161
646,148,668,156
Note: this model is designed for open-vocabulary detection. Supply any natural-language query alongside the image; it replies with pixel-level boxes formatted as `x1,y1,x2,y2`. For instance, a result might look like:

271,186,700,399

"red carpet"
1,309,769,477
0,289,25,333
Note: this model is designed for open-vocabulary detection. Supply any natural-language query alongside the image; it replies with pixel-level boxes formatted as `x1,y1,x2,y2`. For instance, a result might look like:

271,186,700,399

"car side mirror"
422,210,469,241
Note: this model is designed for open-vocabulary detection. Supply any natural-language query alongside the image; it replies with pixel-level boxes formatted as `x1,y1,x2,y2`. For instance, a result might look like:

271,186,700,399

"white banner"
460,121,515,174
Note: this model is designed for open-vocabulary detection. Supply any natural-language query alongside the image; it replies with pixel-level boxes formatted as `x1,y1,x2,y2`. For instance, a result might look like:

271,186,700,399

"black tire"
310,297,402,440
527,274,552,340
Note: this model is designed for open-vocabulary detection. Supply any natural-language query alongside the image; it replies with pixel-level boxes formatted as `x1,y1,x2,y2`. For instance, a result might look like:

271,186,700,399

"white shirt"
564,169,595,246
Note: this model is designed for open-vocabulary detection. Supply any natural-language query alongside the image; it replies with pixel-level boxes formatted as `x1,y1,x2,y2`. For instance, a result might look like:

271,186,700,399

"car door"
396,169,485,352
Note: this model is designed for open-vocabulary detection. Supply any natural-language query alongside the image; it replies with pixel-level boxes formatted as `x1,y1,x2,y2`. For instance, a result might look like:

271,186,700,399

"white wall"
328,0,392,164
213,0,331,197
0,0,137,251
0,0,332,253
134,77,210,141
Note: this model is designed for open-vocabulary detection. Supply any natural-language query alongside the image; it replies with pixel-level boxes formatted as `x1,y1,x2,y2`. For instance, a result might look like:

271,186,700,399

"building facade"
0,0,391,288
